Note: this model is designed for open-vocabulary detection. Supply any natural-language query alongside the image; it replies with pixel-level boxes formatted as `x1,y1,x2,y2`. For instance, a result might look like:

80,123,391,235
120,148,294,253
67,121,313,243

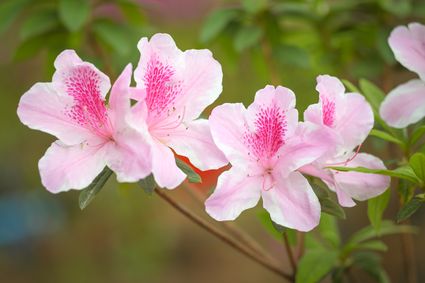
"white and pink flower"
129,33,227,189
301,75,390,207
17,50,152,193
380,23,425,128
205,85,336,231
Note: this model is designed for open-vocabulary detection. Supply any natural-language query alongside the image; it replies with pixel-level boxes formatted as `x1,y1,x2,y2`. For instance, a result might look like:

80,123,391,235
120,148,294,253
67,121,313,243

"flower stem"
184,184,279,265
154,189,294,281
283,232,297,273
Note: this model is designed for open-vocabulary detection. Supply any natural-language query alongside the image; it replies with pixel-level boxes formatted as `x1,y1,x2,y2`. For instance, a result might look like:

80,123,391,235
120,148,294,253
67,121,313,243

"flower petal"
179,49,223,120
334,92,374,152
246,85,298,138
167,119,228,171
134,33,183,87
39,141,107,193
151,141,186,189
109,64,133,123
379,79,425,128
205,167,262,221
17,83,94,144
209,103,250,165
262,172,320,232
106,128,152,183
275,122,338,177
388,23,425,80
331,153,390,206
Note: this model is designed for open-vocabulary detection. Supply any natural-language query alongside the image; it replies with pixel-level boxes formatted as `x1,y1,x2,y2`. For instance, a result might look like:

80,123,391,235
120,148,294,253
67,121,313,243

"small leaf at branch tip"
409,153,425,184
79,167,113,210
175,157,202,183
328,165,421,184
369,129,404,146
139,174,156,195
396,196,424,223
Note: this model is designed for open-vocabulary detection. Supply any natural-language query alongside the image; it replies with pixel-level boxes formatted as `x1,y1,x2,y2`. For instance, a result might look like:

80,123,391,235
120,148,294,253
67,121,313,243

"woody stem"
154,189,294,282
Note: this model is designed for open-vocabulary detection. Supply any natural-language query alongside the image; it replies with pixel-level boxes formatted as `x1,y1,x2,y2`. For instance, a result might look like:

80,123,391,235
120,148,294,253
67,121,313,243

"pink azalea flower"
380,23,425,128
129,33,227,189
301,75,390,207
205,85,337,232
17,50,152,193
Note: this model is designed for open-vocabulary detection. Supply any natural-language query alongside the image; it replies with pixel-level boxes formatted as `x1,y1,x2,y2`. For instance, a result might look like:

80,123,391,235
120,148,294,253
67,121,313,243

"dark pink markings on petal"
244,105,287,160
321,96,336,127
64,65,108,135
144,55,182,116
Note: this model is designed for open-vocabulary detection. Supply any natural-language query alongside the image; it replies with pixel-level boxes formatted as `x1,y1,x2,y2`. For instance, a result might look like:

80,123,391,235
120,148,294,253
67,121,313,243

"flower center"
321,96,335,127
64,65,110,137
144,55,182,117
244,105,286,160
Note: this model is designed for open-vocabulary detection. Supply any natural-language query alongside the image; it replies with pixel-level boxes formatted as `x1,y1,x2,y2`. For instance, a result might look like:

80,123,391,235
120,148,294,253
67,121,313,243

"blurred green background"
1,0,425,282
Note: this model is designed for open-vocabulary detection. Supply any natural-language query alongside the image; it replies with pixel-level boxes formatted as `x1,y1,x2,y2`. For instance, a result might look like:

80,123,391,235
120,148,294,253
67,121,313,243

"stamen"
325,143,363,167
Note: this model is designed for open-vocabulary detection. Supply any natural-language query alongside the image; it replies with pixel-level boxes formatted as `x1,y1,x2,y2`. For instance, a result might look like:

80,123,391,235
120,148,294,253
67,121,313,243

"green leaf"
276,44,310,69
242,0,268,14
296,249,338,283
346,220,416,246
79,167,113,210
356,240,388,252
92,20,133,55
0,0,31,34
59,0,90,32
397,195,424,223
200,9,239,43
342,79,360,93
409,125,425,146
318,214,341,248
369,129,404,146
409,153,425,183
14,36,46,60
359,79,385,114
328,165,421,184
320,197,346,219
117,0,146,26
19,10,59,40
234,25,263,52
139,174,156,195
367,189,391,232
175,157,202,183
352,252,390,283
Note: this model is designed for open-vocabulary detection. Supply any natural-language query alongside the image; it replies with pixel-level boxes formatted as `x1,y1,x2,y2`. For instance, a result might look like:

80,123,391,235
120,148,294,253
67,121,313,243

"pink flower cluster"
18,33,392,232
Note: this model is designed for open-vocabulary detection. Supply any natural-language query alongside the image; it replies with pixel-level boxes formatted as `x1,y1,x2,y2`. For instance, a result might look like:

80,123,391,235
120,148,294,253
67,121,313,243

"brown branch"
283,232,297,273
154,189,294,282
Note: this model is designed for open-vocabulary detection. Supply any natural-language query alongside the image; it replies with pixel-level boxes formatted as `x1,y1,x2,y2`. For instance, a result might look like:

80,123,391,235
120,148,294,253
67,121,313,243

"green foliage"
368,189,391,231
397,194,425,223
58,0,90,32
19,9,60,40
200,9,239,43
329,165,421,184
175,158,202,183
234,25,263,52
139,174,156,195
0,0,31,34
79,167,113,210
409,153,425,183
369,129,404,146
409,125,425,147
93,20,133,56
312,183,346,219
296,249,338,283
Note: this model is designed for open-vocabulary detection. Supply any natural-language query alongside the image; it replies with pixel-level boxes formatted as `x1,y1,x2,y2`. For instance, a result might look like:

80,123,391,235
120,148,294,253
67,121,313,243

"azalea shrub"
5,0,425,283
14,18,425,283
